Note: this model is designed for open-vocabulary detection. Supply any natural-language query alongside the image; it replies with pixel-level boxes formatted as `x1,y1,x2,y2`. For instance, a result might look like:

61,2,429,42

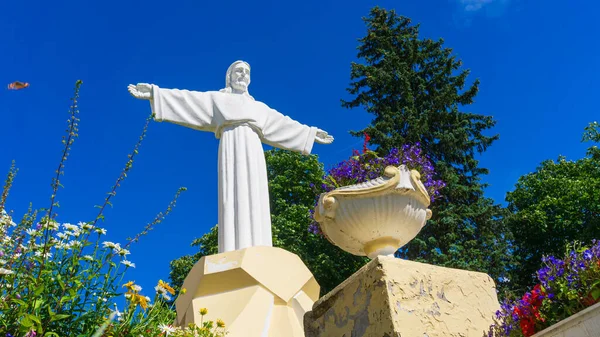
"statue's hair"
220,60,254,100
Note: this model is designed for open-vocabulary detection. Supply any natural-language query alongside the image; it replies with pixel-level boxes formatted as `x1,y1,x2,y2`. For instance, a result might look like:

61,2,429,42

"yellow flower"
132,293,149,310
216,319,225,328
123,281,135,291
158,279,176,295
199,308,208,316
181,288,187,295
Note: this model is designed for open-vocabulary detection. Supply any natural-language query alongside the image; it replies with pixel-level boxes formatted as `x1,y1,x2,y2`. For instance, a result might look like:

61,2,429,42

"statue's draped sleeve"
150,85,216,132
259,104,318,155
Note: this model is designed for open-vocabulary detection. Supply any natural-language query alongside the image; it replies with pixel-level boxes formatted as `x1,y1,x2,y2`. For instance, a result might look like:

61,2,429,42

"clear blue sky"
2,0,598,298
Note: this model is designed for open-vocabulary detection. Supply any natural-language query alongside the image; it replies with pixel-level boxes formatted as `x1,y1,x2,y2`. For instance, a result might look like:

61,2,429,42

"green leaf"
592,288,600,301
34,284,45,296
12,299,27,306
50,314,70,322
28,314,41,324
20,316,33,328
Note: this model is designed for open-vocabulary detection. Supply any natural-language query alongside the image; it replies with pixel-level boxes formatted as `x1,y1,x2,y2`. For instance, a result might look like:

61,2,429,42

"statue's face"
230,63,250,93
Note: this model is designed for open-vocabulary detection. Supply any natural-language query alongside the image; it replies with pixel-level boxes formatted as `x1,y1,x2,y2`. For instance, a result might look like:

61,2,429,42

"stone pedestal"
175,246,320,337
304,256,499,337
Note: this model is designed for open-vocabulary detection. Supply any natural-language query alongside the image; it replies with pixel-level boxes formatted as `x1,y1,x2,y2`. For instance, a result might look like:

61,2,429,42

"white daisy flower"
25,229,37,236
159,324,177,334
34,251,52,258
121,260,135,268
0,268,14,275
68,240,82,248
116,248,130,257
79,222,94,230
0,212,17,227
63,223,78,231
102,241,118,249
46,221,59,230
95,227,107,235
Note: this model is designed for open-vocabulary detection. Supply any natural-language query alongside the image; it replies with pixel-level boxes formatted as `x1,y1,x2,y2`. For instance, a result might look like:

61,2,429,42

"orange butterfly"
7,81,29,90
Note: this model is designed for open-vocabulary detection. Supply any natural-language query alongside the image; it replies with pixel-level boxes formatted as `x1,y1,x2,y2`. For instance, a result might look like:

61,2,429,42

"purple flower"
308,223,321,235
537,266,551,286
487,324,495,337
583,249,593,261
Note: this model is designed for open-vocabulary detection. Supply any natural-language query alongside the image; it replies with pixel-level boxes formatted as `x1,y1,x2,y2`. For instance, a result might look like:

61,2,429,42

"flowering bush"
487,240,600,337
309,135,445,234
93,282,227,337
0,81,227,336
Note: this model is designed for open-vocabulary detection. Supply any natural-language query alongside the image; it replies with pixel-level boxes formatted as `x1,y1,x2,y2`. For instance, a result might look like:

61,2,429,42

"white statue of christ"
128,60,334,253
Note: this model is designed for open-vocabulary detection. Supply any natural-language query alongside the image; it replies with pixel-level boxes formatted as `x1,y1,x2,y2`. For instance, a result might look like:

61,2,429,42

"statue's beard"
231,80,248,92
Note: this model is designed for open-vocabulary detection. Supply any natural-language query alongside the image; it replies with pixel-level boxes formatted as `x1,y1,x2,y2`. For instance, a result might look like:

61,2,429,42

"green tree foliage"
506,122,600,293
583,121,600,160
341,7,515,290
169,150,367,296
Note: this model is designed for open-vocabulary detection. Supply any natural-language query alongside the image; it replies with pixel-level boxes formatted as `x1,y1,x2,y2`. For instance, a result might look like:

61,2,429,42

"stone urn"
314,165,432,259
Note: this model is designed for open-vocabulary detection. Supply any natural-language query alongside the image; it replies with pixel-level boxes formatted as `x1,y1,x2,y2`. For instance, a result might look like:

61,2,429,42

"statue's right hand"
128,83,153,100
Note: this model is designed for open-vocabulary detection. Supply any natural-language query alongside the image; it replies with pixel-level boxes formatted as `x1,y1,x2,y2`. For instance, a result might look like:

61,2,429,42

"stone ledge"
304,256,500,337
532,301,600,337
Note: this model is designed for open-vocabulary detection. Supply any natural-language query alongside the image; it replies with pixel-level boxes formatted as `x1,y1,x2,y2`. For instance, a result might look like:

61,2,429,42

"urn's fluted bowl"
314,165,432,259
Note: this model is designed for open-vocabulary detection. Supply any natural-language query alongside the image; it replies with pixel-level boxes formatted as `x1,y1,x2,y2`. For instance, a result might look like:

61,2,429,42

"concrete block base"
304,256,499,337
175,246,320,337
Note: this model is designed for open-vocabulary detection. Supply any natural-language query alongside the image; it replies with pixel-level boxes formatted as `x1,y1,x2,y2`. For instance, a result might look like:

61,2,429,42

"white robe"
150,85,318,253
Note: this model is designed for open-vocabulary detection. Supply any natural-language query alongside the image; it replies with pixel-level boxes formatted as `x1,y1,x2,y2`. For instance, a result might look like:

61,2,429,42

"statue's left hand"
315,129,334,144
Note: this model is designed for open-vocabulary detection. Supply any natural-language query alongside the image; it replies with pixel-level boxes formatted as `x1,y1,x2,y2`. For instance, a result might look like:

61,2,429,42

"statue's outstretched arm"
128,83,153,100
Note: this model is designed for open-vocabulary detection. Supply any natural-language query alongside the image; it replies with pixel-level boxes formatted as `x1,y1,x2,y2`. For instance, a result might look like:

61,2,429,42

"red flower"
520,317,536,337
513,306,522,317
514,284,548,336
362,132,371,153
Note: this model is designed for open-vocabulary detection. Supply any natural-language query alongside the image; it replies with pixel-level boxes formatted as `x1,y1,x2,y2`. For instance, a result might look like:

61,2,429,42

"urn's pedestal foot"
304,256,500,337
363,236,400,259
175,246,320,337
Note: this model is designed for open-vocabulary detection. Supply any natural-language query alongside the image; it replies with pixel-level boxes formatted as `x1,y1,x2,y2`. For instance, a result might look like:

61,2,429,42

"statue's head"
220,60,253,99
